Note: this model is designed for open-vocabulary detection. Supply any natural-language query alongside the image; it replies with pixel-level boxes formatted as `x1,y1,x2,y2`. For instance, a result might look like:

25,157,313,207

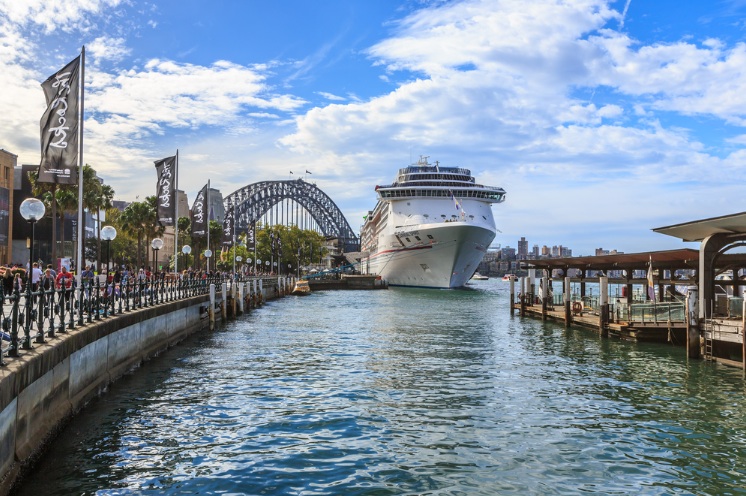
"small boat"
292,279,311,295
471,272,489,280
502,274,517,281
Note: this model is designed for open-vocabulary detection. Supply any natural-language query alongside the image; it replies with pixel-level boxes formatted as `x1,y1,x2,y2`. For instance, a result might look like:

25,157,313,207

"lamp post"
151,238,163,275
20,198,46,349
247,258,252,276
101,226,117,275
182,244,191,270
204,249,213,273
256,259,261,274
236,256,243,277
265,260,269,274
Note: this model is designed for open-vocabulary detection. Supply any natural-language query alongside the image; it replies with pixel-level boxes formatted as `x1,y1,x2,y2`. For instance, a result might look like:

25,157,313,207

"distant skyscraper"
517,237,528,259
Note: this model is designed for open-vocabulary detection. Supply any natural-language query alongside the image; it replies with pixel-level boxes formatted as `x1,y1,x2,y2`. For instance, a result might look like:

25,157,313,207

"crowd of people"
0,260,287,298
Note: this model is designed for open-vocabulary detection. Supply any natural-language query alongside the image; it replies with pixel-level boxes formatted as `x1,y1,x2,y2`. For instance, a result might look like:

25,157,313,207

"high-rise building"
517,237,528,259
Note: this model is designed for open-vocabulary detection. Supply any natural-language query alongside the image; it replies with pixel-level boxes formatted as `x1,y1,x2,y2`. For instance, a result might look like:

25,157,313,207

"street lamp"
101,226,117,275
182,244,191,270
151,238,163,275
265,260,269,274
236,256,243,276
204,249,213,273
20,197,46,348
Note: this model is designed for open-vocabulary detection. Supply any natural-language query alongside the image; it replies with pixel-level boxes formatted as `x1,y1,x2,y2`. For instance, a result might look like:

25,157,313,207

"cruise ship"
359,157,506,288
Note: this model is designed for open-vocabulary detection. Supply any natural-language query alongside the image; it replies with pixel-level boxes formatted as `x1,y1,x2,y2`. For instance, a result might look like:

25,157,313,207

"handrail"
0,274,263,367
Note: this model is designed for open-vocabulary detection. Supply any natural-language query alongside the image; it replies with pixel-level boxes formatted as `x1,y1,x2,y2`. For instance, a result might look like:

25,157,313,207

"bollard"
599,276,609,338
519,277,526,317
541,274,548,321
509,277,515,316
564,276,571,327
237,282,244,315
221,282,227,322
209,284,216,331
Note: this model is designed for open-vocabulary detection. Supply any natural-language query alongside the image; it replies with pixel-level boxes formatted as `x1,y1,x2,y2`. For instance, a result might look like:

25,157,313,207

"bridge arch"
223,179,359,252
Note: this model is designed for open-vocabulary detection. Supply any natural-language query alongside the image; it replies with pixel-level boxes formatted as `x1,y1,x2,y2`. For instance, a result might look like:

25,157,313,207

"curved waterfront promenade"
0,276,288,495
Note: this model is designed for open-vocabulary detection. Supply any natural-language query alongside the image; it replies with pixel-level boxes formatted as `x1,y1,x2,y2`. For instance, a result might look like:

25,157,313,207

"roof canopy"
522,249,700,271
653,211,746,242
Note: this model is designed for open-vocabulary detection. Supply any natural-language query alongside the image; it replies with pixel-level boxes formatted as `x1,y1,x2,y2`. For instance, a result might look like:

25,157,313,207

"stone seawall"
0,295,210,494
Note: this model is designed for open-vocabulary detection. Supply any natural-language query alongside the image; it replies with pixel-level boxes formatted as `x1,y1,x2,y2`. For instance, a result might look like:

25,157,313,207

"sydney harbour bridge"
222,178,360,252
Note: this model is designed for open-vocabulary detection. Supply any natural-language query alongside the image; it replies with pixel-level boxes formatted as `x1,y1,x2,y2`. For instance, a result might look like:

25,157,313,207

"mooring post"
209,283,216,331
741,298,746,374
742,299,745,373
541,274,548,321
237,282,244,315
221,282,227,321
520,277,526,317
599,276,609,337
564,276,571,327
509,277,515,316
230,281,237,319
686,287,700,359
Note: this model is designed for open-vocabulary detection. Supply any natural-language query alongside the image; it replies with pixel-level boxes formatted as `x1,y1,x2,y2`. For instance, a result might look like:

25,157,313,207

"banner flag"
222,200,234,247
246,222,255,249
39,54,81,184
191,184,208,237
154,155,177,226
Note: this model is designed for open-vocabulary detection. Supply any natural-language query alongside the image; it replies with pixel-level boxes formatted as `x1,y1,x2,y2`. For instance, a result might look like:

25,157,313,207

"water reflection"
13,281,746,495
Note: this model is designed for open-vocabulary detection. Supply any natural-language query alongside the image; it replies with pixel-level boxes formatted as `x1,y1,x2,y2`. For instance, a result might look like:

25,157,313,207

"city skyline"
1,1,745,255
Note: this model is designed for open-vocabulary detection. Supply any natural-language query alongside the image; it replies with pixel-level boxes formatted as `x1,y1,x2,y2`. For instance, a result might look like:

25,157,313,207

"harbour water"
13,280,746,495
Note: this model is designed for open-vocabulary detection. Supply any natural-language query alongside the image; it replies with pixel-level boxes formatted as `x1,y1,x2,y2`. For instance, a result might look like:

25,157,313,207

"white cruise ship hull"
362,222,495,289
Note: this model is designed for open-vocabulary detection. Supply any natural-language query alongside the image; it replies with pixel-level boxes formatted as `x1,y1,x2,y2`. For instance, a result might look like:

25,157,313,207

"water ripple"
14,283,746,495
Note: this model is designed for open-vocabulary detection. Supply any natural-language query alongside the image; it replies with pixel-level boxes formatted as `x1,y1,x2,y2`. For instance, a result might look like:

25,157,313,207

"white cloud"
0,0,123,33
88,36,130,64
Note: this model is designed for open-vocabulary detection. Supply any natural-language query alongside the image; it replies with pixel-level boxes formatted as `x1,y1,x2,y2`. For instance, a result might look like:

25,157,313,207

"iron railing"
0,275,258,367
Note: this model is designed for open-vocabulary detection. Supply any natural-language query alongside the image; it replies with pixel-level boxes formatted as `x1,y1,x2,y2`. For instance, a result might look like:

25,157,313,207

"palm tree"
119,201,154,268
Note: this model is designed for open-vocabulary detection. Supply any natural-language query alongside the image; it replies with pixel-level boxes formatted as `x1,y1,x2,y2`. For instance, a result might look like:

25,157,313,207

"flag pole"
206,179,210,272
76,46,85,277
174,149,179,274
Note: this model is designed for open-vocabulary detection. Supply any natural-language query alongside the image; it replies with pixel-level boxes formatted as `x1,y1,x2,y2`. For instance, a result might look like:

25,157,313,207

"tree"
119,200,155,268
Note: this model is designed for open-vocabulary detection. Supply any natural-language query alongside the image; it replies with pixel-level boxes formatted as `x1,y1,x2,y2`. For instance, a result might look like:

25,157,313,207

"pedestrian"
31,262,43,291
13,272,23,293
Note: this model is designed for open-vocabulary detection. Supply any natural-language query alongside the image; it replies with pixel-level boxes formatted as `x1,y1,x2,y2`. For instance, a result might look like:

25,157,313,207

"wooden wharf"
509,245,746,372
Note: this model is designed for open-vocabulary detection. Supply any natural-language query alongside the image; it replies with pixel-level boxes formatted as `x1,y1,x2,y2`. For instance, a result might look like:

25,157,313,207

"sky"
2,0,746,256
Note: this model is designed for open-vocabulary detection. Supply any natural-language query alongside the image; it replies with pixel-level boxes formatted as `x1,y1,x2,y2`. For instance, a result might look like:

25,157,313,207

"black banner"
154,155,176,226
222,200,234,247
246,222,255,249
191,184,208,237
39,55,81,184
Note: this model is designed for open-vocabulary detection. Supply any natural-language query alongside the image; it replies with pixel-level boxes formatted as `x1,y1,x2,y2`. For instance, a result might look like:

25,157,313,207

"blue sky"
2,0,746,256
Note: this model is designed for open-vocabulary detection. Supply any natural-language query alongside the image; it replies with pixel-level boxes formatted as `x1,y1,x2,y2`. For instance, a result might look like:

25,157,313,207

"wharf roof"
653,211,746,242
522,248,746,273
521,249,700,272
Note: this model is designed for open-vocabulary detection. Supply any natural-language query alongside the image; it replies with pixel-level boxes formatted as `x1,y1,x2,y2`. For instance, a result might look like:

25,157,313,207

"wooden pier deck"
515,302,688,343
515,302,746,370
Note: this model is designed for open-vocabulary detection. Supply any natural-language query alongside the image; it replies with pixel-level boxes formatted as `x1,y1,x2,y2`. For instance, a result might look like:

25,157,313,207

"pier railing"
625,302,686,324
0,275,261,367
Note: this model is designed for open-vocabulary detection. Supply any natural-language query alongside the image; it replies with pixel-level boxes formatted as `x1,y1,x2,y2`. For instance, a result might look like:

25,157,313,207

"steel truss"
224,179,359,252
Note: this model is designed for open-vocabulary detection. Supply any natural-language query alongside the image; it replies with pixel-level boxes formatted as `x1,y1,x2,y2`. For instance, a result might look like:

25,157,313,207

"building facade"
0,150,15,264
